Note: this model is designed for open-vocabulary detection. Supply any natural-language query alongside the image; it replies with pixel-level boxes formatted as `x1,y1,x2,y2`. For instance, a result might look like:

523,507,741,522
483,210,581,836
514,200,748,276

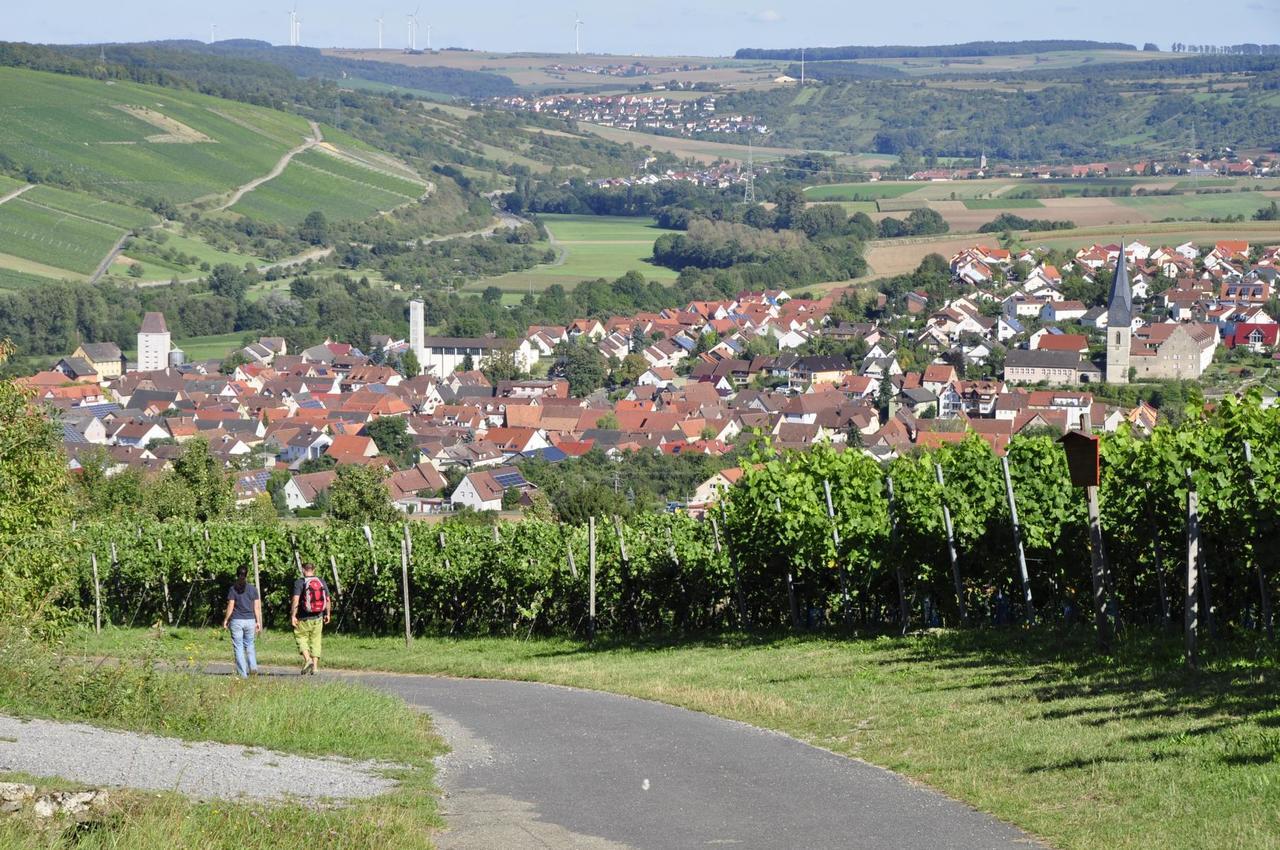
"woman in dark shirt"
222,567,262,678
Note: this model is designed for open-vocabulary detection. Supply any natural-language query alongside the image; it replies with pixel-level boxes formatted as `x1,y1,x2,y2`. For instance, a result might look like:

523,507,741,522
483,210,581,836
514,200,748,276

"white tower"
409,299,426,364
137,312,172,373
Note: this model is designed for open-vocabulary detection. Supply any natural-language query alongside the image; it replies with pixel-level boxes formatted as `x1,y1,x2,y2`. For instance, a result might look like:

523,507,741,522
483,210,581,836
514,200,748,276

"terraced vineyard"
0,196,125,276
230,147,427,224
0,67,308,205
22,184,158,229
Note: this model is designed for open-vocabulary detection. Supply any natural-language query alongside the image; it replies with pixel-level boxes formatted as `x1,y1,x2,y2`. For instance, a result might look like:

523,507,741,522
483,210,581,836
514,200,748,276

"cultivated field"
464,213,677,293
0,67,309,206
325,49,785,92
580,123,807,164
0,196,126,276
230,147,426,225
864,220,1280,278
844,48,1192,76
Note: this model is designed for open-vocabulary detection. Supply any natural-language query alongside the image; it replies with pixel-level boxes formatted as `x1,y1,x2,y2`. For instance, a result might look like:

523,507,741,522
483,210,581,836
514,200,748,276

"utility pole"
743,137,756,204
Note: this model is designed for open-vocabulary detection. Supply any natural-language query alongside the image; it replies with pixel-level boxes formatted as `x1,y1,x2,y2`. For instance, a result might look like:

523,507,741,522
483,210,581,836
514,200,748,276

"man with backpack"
290,562,331,675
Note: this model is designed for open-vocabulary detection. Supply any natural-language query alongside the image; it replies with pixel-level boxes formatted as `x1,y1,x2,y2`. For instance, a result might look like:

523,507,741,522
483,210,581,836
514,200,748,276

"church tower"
1105,243,1132,384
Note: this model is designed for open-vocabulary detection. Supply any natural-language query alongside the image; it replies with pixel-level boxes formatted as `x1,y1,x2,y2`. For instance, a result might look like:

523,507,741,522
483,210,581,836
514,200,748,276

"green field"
0,67,308,206
0,267,62,290
82,626,1280,850
122,331,245,363
22,185,158,230
111,229,265,282
803,182,922,201
230,148,424,225
467,214,678,293
962,198,1046,210
1115,192,1280,220
1,634,444,850
0,197,125,275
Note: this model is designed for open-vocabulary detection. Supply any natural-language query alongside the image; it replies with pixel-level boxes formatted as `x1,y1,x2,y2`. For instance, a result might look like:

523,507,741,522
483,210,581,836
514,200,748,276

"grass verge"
0,632,445,849
75,624,1280,850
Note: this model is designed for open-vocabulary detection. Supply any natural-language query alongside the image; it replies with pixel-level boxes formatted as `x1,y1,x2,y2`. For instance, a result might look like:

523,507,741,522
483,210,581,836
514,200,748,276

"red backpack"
300,576,328,616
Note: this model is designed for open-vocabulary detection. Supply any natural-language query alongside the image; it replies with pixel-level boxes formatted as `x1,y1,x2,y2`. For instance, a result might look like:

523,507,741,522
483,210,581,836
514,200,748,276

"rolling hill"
0,65,430,282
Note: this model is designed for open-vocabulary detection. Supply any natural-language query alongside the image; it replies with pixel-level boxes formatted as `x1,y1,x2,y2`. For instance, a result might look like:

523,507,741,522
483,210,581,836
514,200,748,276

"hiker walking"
222,567,262,678
291,561,331,675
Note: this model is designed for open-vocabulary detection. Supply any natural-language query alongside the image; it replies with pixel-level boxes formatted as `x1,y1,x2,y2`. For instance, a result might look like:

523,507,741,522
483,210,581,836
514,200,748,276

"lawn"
466,213,678,293
0,631,445,850
77,625,1280,850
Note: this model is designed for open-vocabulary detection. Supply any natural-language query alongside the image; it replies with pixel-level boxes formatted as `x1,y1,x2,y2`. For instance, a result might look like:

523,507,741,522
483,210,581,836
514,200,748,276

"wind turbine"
574,11,584,55
210,24,217,44
288,6,300,46
406,6,419,50
376,16,384,49
425,22,432,51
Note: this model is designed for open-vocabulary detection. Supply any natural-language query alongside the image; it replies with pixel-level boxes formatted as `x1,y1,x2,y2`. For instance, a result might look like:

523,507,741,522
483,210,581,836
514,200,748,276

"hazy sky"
6,1,1276,56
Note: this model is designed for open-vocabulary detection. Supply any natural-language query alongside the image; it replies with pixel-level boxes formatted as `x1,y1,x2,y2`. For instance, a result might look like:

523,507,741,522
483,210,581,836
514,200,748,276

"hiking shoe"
301,661,314,676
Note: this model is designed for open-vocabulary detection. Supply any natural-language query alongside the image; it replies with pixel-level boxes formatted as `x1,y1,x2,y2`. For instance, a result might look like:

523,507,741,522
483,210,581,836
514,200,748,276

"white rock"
0,783,34,803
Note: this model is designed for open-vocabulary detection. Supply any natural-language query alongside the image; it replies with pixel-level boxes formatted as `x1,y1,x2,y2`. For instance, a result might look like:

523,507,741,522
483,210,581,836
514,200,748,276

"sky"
6,1,1275,57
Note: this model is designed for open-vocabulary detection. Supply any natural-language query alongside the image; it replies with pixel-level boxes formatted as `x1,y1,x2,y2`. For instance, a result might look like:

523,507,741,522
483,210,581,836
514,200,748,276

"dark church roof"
1107,243,1133,329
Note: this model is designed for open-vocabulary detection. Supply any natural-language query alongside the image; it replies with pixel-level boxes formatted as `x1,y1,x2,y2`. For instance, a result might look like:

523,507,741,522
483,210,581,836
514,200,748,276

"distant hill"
735,41,1136,61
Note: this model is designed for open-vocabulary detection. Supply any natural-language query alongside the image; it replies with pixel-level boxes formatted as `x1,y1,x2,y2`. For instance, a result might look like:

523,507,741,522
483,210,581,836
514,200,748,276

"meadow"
80,625,1280,850
0,632,445,850
466,213,678,293
230,148,425,225
111,229,265,282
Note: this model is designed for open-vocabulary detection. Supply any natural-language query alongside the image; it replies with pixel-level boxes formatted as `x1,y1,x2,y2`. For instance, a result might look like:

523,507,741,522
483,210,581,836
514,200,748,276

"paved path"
339,672,1040,850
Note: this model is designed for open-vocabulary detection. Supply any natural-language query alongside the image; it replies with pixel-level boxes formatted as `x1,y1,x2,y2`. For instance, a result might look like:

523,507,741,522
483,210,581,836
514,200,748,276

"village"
487,92,768,137
22,234,1278,519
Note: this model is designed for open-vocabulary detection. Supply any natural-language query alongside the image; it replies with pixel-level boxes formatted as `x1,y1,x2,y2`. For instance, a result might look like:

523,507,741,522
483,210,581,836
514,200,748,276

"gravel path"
0,714,400,803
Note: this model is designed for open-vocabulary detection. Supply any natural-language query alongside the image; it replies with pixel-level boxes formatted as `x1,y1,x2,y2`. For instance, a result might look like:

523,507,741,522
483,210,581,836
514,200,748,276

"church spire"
1107,241,1132,329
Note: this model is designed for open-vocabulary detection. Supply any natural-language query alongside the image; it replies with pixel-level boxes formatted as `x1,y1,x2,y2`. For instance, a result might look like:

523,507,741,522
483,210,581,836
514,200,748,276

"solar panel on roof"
492,472,525,488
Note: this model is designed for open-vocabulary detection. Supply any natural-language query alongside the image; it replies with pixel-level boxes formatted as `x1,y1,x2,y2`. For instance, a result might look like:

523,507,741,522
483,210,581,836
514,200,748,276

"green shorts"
294,617,324,659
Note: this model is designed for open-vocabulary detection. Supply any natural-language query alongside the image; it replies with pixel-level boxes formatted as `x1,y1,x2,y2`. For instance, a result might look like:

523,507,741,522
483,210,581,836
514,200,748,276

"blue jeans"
230,619,258,678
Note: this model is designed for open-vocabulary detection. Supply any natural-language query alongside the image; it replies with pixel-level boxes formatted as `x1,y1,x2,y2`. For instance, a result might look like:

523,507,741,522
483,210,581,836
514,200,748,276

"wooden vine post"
823,480,852,626
329,555,343,599
934,464,966,625
158,537,172,626
400,537,412,646
1244,441,1272,640
886,476,909,635
1185,470,1201,669
1000,456,1034,624
587,516,597,640
1059,431,1110,650
90,553,102,635
776,497,800,629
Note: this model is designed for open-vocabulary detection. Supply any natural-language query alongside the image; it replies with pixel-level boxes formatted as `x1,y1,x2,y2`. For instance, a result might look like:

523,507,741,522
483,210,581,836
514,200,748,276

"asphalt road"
341,672,1040,850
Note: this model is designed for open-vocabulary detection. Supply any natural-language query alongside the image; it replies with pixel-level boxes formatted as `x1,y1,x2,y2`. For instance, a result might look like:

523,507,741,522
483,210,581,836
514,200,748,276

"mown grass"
467,213,679,292
0,631,446,850
78,625,1280,850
